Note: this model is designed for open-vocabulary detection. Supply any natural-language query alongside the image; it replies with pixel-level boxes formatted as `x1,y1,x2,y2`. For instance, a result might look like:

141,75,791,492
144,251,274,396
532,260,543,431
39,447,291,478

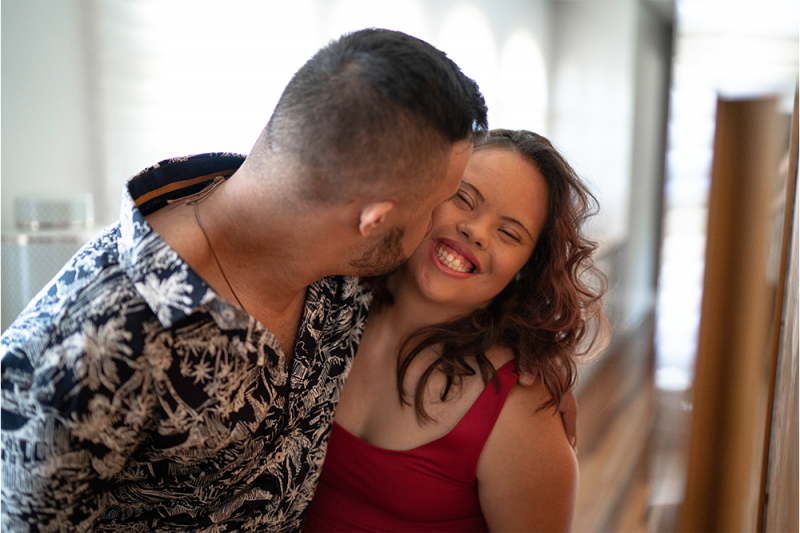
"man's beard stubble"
349,226,407,277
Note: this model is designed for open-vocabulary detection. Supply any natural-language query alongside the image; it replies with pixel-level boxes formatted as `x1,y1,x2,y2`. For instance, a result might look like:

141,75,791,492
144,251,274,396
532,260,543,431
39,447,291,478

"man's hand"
559,390,578,454
517,371,578,454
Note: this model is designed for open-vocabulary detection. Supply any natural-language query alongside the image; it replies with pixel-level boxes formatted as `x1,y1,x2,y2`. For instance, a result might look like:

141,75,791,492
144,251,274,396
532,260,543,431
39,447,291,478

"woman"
303,129,607,532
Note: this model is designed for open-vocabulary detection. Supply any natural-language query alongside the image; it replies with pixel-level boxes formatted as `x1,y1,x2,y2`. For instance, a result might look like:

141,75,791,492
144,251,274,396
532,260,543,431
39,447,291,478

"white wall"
548,0,638,244
624,1,673,326
547,0,676,328
1,0,97,232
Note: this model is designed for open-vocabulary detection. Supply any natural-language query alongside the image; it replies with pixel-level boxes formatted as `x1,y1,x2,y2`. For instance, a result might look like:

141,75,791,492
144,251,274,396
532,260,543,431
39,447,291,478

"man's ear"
358,201,395,237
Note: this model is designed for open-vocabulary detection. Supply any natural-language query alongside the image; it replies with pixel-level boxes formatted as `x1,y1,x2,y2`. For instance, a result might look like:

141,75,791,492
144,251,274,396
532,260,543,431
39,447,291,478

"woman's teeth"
435,244,475,273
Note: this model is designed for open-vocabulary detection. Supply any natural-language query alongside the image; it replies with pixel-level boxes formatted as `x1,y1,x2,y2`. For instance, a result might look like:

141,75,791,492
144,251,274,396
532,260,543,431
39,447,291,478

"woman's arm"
476,382,579,532
520,370,579,452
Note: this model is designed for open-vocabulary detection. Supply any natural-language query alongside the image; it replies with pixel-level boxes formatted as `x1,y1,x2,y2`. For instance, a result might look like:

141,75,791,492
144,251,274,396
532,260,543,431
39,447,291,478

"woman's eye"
452,191,473,209
500,229,521,243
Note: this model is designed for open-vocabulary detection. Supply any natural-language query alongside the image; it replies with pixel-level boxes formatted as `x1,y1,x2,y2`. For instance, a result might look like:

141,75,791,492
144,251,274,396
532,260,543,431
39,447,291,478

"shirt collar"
116,153,246,329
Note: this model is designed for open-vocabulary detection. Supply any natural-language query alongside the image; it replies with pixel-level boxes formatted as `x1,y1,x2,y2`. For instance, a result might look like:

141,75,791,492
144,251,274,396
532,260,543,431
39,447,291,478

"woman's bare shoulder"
476,376,579,532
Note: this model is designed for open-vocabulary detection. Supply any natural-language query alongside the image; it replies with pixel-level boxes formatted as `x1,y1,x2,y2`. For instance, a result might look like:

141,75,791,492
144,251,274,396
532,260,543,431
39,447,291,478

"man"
2,29,485,532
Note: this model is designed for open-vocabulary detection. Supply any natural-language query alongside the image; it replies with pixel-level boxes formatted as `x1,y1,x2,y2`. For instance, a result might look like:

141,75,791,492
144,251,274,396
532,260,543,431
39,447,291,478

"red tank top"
303,360,518,532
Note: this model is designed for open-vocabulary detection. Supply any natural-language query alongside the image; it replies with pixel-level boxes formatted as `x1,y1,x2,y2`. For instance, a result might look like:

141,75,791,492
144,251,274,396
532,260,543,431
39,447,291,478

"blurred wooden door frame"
678,94,793,532
761,88,799,532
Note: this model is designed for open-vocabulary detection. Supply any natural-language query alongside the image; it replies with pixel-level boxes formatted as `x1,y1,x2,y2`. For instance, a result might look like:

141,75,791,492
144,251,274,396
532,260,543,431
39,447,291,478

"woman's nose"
458,218,489,249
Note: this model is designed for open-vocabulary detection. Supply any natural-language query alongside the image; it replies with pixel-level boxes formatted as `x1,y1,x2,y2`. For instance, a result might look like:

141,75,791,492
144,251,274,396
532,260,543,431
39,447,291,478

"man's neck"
145,177,341,356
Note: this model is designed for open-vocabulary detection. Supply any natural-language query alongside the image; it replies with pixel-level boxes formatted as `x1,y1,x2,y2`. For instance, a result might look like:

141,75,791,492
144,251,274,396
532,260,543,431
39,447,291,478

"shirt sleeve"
1,315,150,533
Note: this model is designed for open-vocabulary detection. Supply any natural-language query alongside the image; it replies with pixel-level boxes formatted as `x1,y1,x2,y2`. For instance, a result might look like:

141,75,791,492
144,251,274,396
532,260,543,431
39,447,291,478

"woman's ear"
358,201,395,237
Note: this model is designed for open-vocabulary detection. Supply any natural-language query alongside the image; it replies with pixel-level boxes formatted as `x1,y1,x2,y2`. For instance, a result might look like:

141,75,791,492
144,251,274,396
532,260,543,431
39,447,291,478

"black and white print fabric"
1,153,371,532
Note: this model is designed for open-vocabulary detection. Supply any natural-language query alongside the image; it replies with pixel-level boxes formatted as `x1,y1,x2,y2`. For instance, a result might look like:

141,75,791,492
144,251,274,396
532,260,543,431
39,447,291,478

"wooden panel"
573,315,656,532
574,382,654,532
678,96,780,532
764,89,799,532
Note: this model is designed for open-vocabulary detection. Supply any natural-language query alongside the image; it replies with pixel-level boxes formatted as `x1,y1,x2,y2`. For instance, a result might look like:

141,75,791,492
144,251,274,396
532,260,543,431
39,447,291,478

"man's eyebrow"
463,180,535,241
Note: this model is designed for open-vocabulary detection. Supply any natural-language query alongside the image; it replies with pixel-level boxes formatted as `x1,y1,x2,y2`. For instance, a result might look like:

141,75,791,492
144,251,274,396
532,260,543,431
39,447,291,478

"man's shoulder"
1,224,145,361
308,276,373,322
307,276,362,308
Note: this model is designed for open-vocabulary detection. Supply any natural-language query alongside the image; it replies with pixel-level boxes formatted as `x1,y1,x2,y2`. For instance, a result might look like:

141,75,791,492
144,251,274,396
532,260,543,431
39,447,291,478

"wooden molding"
763,87,799,533
679,96,780,532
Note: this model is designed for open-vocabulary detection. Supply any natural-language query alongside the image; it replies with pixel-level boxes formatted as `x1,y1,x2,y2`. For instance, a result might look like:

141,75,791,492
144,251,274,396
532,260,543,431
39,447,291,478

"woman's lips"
428,238,481,278
435,244,474,272
436,238,481,272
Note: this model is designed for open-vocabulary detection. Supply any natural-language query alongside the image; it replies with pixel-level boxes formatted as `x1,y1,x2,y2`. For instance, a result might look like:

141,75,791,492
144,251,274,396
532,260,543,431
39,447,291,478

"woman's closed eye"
500,228,522,243
452,190,474,209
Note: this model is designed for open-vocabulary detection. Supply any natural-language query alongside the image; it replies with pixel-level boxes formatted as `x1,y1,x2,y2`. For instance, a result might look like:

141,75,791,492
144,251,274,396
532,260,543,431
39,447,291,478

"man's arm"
2,330,147,532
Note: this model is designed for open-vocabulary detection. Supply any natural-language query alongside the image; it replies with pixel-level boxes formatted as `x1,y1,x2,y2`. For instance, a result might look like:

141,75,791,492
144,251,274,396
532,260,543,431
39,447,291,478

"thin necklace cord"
168,175,247,311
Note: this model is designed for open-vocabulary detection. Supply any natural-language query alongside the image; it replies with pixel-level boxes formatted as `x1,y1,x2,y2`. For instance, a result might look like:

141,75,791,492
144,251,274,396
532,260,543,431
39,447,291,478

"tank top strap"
441,359,519,478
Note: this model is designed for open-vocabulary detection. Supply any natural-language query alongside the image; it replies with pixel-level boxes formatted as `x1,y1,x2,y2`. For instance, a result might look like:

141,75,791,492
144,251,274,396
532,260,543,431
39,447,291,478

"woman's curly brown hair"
370,129,609,422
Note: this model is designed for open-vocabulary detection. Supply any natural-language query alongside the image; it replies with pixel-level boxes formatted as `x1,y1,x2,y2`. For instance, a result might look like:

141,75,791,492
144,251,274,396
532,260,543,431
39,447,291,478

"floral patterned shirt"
1,153,371,532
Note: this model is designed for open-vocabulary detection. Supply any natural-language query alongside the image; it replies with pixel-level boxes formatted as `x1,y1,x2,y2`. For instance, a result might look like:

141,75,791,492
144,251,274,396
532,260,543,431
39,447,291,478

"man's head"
245,29,487,275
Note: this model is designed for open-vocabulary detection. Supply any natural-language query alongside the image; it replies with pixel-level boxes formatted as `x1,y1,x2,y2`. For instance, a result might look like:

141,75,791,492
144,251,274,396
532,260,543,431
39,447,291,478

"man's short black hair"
252,28,488,203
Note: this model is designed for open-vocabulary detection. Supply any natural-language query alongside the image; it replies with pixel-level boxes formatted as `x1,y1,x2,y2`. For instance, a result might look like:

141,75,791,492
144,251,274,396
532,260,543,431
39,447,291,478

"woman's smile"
431,238,480,276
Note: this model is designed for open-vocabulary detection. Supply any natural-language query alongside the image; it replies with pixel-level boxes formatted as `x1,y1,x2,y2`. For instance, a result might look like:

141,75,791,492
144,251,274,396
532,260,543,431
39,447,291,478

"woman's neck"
376,269,476,340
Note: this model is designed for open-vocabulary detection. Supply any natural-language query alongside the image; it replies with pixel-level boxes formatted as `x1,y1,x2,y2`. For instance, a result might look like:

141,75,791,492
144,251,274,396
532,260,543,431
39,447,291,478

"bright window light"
327,0,431,42
438,5,498,127
497,31,548,132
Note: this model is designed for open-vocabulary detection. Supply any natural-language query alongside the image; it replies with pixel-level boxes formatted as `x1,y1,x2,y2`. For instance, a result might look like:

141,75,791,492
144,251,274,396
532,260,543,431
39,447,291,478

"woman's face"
401,148,549,312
